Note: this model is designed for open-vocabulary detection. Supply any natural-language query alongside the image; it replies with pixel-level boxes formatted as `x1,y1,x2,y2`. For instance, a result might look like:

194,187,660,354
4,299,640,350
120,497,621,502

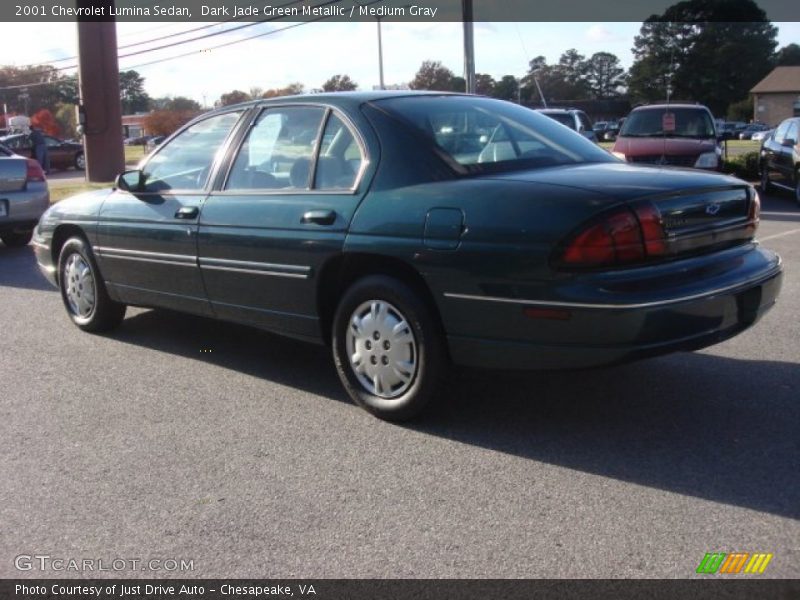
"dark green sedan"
34,92,783,420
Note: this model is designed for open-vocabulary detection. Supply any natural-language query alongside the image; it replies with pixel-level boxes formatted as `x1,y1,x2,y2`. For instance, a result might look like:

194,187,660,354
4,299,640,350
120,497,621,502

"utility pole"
76,0,125,182
377,17,385,90
462,0,475,94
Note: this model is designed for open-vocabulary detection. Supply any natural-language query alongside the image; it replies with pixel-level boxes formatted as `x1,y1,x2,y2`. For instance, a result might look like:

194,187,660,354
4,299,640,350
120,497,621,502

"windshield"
620,108,716,138
540,112,576,129
375,96,613,173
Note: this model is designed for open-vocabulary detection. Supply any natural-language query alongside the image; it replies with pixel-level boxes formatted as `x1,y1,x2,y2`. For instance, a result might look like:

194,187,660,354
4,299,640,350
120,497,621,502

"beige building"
751,66,800,126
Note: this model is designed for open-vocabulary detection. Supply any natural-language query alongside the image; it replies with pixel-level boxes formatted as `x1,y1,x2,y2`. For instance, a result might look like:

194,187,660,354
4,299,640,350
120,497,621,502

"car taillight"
26,159,45,182
557,202,667,269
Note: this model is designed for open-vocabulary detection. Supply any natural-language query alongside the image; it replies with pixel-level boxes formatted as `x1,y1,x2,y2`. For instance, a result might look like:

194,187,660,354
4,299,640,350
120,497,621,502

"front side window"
376,96,613,173
620,108,716,138
142,111,242,193
226,106,325,191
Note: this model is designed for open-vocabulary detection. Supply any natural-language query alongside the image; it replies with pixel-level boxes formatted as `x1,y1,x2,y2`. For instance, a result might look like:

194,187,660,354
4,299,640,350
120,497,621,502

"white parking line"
760,227,800,242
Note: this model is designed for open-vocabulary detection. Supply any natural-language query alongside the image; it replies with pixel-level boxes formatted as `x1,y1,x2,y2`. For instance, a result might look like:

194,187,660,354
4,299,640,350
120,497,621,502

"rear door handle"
175,206,199,219
301,210,336,226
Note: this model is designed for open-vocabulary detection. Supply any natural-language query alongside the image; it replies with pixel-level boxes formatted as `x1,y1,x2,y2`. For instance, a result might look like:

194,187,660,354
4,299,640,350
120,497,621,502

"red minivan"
611,103,722,170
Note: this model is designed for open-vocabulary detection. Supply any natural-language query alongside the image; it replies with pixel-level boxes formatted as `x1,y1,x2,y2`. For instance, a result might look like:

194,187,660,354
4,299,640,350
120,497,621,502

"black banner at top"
4,0,800,22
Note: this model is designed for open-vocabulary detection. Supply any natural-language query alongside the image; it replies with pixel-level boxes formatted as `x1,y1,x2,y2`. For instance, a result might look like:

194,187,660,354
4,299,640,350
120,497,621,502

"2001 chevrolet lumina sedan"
34,92,783,420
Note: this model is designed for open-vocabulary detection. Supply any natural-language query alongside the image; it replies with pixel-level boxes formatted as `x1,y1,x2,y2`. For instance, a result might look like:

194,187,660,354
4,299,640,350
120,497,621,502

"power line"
0,0,384,93
10,0,307,70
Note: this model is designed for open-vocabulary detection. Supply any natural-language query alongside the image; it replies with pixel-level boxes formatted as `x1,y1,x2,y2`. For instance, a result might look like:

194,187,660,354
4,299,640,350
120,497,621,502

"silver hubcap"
64,253,95,318
346,300,418,399
76,154,85,169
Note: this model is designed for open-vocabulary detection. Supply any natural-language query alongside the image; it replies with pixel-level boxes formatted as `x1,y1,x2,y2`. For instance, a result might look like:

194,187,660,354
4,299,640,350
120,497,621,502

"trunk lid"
0,156,28,192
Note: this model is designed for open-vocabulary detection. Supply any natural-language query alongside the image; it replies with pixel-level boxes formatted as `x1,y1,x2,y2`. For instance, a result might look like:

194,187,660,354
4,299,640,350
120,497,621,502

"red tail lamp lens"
559,203,666,268
26,159,45,182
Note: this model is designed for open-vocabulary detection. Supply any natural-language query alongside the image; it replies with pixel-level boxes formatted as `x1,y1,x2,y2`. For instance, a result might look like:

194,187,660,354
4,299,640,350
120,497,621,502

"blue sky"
4,21,800,106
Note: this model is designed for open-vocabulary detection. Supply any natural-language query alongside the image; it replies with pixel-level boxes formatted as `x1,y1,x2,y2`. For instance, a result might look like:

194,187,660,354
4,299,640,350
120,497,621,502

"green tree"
217,90,251,106
727,97,754,121
774,43,800,66
0,65,77,114
627,0,777,115
409,61,459,91
150,96,202,112
119,70,150,114
474,73,496,96
262,83,305,98
54,102,78,139
322,74,358,92
584,52,625,99
492,75,519,101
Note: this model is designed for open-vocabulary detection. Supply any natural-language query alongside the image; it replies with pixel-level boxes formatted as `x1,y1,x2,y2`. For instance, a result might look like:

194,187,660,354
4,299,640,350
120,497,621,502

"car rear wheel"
75,152,85,170
58,237,125,332
332,275,447,421
1,230,33,247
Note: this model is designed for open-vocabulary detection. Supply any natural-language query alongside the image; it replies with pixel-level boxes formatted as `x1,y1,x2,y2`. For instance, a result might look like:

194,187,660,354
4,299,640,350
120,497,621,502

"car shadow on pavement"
114,308,799,521
0,245,55,292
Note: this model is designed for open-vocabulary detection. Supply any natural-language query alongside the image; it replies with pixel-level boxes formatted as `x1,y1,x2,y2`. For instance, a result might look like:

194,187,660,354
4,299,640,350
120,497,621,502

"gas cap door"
423,208,464,250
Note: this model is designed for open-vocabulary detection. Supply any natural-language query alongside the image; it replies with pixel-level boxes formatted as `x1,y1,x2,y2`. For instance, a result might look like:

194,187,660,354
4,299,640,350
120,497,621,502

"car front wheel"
760,163,772,193
75,152,85,170
332,275,447,421
795,169,800,207
58,237,125,332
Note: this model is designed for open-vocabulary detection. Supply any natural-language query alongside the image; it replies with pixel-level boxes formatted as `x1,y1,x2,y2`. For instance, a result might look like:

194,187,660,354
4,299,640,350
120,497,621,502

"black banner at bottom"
2,579,799,600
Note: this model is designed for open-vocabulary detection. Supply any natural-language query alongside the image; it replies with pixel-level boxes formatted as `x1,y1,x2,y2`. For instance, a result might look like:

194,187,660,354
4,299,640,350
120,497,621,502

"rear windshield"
374,96,613,173
620,107,716,138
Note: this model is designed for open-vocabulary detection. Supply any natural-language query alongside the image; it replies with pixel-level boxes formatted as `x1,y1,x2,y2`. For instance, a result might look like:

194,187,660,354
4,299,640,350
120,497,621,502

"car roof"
206,90,468,115
631,103,710,111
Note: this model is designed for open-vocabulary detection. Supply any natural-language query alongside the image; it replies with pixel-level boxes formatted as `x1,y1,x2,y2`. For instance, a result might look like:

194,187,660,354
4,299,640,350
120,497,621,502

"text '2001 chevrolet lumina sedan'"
34,92,782,420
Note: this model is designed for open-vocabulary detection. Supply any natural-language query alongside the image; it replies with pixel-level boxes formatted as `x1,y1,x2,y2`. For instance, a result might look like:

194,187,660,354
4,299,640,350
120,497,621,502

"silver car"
0,144,50,247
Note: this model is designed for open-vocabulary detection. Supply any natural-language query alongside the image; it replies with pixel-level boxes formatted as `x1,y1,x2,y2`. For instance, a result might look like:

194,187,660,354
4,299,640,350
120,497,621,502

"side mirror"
115,169,144,192
782,138,796,147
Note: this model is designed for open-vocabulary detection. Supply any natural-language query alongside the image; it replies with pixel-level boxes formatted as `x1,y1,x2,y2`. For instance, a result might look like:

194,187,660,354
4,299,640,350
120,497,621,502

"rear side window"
783,122,798,143
315,113,364,190
226,106,325,191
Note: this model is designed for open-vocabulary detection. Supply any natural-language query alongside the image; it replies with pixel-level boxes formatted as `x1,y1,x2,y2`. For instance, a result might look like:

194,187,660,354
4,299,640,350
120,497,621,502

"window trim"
218,102,369,197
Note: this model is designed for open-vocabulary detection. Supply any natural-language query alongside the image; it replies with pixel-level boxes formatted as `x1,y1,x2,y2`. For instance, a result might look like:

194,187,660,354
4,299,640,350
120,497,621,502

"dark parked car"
759,117,800,204
611,103,722,170
34,92,782,420
738,123,770,140
0,133,85,170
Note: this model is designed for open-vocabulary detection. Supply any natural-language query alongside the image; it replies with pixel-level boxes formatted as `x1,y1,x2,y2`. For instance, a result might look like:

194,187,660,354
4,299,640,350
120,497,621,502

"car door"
44,136,67,169
764,120,790,188
197,105,370,341
96,109,246,315
776,121,798,187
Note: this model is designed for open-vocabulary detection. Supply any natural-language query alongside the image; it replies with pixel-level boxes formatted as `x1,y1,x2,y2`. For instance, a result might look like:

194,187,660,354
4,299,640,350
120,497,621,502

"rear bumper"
0,183,49,233
444,245,783,370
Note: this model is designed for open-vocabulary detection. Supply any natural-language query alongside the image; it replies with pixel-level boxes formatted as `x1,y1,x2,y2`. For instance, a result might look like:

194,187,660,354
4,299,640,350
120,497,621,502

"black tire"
75,152,85,170
332,275,447,421
1,230,33,247
58,236,126,332
760,162,772,193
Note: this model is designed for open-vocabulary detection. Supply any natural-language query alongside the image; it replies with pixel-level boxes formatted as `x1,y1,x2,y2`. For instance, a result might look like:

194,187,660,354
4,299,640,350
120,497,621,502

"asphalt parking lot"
1,191,798,579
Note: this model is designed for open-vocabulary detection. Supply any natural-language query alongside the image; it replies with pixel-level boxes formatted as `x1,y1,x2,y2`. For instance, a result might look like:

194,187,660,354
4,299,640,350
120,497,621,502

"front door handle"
175,206,199,219
301,210,336,226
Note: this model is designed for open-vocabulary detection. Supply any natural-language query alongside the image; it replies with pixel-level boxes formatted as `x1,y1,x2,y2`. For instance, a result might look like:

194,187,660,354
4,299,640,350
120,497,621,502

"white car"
751,129,773,142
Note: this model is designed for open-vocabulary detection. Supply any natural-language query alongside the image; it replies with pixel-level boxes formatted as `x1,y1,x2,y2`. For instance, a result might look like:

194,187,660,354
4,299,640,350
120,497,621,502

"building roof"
750,66,800,94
